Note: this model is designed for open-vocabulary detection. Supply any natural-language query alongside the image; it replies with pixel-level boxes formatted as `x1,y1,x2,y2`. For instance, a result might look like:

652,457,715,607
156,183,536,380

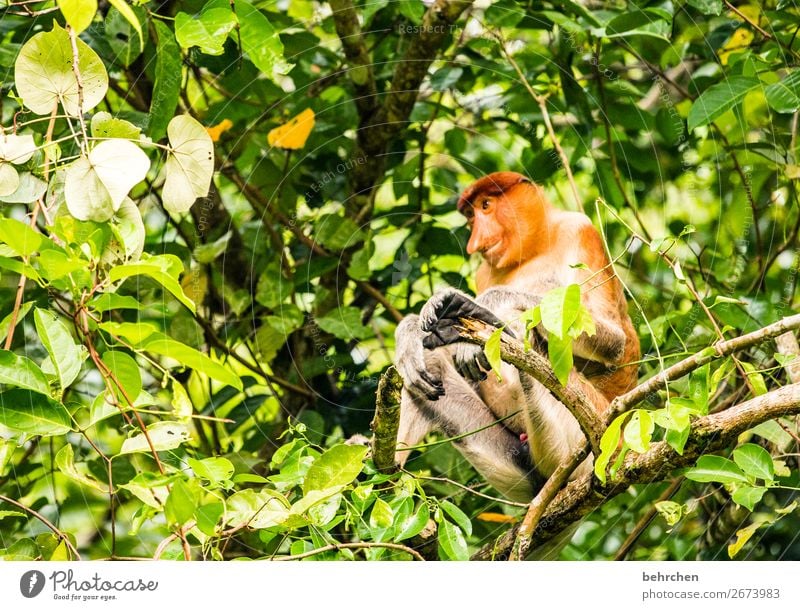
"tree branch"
329,0,378,118
457,318,605,456
610,313,800,415
371,366,403,472
475,382,800,559
348,0,472,220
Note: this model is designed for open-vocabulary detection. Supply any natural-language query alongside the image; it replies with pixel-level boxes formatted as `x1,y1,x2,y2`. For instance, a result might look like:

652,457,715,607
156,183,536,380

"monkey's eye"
481,199,491,211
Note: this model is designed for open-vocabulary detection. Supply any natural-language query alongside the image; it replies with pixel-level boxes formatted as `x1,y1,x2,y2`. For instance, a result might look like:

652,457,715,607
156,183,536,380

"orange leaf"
267,108,315,150
206,119,233,143
476,512,518,524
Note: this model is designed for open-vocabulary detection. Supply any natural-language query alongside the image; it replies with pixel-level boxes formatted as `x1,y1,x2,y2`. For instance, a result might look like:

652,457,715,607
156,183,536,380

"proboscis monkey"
394,172,639,503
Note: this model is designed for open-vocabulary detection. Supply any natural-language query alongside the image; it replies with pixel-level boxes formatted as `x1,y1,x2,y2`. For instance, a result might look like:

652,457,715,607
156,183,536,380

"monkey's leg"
396,351,538,503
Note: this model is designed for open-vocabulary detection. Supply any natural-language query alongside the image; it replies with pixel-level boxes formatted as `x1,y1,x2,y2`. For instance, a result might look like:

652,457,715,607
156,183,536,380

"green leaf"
15,23,108,116
54,444,108,492
315,307,370,340
654,500,683,527
65,139,150,222
165,479,197,526
0,389,72,436
87,293,141,313
101,351,142,404
484,327,504,381
731,485,767,511
687,0,722,15
687,77,760,131
314,214,364,251
226,489,289,529
0,217,42,257
765,70,800,114
195,501,224,535
594,413,627,484
175,9,238,56
520,305,542,350
109,255,196,313
395,502,430,542
741,361,768,396
684,455,750,485
148,21,182,141
369,498,394,530
605,9,670,40
38,249,85,282
90,111,142,140
193,231,232,264
140,334,242,390
119,421,191,454
0,302,32,343
623,409,654,454
688,364,709,414
732,443,774,481
0,350,49,395
728,522,761,558
437,517,468,561
34,308,84,390
57,0,97,34
188,456,234,484
303,444,367,494
440,500,472,536
547,331,573,386
207,0,290,82
540,284,581,339
107,0,143,47
162,115,214,214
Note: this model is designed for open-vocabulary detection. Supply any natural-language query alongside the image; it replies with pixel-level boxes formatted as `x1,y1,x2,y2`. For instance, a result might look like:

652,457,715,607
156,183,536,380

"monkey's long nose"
466,222,484,255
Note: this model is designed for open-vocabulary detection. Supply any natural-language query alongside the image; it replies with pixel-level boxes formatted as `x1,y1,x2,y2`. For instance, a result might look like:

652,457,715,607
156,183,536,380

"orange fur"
462,172,639,406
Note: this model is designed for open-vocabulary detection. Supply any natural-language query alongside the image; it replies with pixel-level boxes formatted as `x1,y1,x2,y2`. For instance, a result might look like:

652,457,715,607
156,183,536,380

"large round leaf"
162,115,214,213
65,139,150,222
15,23,108,116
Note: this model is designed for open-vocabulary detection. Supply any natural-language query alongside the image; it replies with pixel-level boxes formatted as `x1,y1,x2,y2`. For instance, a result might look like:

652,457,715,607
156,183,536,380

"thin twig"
495,31,582,212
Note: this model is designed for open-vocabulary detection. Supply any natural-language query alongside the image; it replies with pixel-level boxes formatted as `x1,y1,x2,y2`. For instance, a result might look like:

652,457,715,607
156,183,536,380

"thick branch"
458,318,604,456
348,0,472,218
371,366,403,472
329,0,378,117
611,313,800,415
475,382,800,559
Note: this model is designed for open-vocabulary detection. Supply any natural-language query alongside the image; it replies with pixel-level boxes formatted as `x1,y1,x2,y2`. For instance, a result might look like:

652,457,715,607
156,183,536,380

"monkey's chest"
477,363,527,434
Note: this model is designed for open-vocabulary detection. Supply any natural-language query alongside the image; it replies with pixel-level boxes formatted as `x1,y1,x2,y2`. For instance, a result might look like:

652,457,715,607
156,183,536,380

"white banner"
1,561,798,610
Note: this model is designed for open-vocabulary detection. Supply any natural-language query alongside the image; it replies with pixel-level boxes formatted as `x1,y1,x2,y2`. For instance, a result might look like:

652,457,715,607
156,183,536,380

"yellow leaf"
719,28,754,65
206,118,233,143
728,522,761,558
267,108,315,150
476,512,518,524
180,267,207,306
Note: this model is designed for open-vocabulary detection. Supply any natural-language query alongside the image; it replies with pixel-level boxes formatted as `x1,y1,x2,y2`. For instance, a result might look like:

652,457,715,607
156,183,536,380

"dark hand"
420,289,512,349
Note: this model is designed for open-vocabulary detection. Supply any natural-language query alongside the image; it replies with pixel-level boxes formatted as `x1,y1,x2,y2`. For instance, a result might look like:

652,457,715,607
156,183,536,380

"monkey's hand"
453,343,490,382
420,288,510,349
394,315,445,401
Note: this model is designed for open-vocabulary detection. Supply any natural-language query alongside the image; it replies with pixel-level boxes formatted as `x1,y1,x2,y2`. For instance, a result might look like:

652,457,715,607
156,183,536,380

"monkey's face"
464,184,536,269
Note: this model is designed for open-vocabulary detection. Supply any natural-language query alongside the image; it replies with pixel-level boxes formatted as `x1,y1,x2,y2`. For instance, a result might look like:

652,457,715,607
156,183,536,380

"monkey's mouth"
481,241,502,257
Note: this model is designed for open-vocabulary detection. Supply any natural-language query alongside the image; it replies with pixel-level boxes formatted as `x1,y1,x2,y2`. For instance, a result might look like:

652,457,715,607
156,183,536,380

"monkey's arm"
571,226,629,366
420,285,625,370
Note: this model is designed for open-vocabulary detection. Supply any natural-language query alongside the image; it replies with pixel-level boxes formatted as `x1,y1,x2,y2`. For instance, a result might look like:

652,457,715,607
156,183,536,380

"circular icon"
20,570,46,598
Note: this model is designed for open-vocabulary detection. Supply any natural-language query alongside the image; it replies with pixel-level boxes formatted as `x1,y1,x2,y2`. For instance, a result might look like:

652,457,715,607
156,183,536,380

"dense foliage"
0,0,799,561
